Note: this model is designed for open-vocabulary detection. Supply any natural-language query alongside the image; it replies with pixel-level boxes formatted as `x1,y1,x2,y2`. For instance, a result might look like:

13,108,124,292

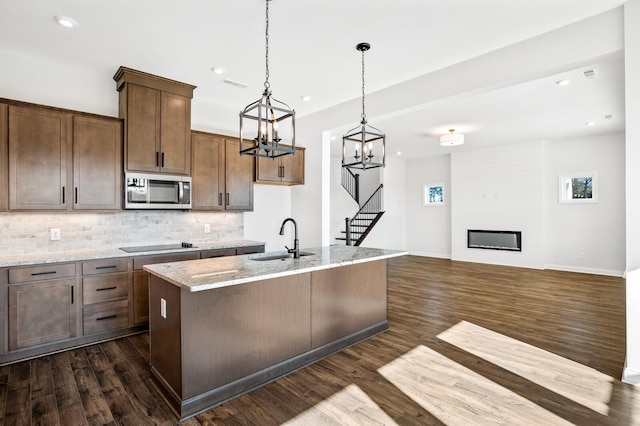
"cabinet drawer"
200,248,236,259
83,300,129,335
9,263,76,284
235,245,265,255
82,258,129,276
83,274,129,305
133,252,199,270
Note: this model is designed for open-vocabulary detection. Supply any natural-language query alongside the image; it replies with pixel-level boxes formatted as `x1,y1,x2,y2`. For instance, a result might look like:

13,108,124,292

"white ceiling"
0,0,627,159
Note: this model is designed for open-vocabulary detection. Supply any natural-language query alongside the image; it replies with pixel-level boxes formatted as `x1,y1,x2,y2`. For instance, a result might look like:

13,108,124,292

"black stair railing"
341,167,360,204
344,183,383,246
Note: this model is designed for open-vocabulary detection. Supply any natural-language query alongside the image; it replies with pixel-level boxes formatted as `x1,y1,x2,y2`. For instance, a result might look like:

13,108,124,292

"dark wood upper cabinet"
225,137,254,211
191,131,253,212
6,101,123,211
0,103,8,211
192,131,225,211
73,115,123,210
8,105,71,210
114,67,195,175
255,145,305,185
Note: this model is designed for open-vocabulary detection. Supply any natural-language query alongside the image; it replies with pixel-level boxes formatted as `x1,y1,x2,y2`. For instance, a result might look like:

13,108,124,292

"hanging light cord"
264,0,270,91
361,47,366,123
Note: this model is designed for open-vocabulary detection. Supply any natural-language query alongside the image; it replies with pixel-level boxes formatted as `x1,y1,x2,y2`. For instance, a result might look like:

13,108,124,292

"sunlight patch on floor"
282,384,398,425
437,320,613,416
378,344,574,426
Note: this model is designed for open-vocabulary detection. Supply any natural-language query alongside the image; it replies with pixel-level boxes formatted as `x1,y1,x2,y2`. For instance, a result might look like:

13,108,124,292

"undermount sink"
248,252,314,261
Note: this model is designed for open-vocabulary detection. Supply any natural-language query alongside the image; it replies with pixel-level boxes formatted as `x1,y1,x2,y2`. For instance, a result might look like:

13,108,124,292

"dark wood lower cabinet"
8,278,77,351
1,245,263,365
132,270,150,325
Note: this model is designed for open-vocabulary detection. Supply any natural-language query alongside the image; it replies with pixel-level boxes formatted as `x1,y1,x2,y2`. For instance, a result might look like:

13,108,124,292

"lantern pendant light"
342,42,385,170
239,0,295,158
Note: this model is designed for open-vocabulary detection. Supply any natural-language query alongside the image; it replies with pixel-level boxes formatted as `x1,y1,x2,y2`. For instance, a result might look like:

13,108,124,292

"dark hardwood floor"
1,255,639,425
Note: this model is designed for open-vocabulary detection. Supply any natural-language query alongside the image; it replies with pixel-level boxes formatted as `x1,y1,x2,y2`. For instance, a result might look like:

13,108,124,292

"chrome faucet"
279,218,300,259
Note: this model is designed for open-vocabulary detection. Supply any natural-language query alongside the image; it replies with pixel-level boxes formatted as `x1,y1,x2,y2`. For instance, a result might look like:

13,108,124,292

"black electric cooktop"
119,242,196,253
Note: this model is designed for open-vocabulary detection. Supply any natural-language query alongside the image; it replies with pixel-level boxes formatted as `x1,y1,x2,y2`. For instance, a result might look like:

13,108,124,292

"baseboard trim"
544,264,624,277
409,251,451,259
622,364,640,386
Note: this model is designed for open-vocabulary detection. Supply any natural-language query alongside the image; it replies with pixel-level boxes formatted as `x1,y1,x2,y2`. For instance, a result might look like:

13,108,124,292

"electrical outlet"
161,298,167,319
50,228,61,241
204,223,211,234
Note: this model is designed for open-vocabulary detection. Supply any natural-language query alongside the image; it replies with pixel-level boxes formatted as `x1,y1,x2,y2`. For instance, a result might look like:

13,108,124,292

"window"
424,183,445,206
559,172,598,203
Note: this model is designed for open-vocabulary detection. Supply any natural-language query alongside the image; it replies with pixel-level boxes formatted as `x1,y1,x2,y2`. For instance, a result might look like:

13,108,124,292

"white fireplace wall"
451,141,545,269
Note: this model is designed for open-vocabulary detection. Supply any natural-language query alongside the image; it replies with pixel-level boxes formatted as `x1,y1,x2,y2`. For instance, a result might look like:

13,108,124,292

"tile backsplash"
0,211,244,256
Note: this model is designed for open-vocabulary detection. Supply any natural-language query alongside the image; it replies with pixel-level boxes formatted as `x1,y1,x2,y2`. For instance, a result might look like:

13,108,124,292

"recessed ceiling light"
330,136,336,141
396,151,402,156
301,95,311,102
555,79,571,86
211,67,225,75
53,15,78,28
585,121,595,126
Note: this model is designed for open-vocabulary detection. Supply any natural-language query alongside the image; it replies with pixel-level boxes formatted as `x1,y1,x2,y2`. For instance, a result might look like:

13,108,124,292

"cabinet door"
125,84,161,173
132,271,150,325
73,116,123,210
255,156,282,183
8,278,77,350
225,138,254,211
0,103,7,211
191,132,225,211
160,92,191,175
281,147,305,185
8,105,71,210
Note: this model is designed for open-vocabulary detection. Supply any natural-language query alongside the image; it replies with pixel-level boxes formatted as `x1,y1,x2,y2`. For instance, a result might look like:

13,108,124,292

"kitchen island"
144,245,406,420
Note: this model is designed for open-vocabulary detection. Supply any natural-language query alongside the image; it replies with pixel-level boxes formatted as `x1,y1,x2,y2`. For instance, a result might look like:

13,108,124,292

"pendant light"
342,42,385,170
239,0,295,158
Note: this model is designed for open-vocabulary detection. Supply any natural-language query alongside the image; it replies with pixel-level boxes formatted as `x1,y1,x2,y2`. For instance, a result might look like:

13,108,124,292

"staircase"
336,168,385,246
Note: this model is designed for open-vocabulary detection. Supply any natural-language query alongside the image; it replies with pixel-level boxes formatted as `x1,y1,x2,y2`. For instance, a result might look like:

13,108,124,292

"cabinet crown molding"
113,66,196,98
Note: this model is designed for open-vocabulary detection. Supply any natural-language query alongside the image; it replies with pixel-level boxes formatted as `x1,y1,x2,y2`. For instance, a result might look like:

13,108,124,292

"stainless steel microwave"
125,173,191,210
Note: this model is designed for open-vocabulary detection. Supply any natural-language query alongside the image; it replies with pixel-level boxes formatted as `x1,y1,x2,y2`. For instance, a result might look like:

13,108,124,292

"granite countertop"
0,240,265,268
144,245,408,292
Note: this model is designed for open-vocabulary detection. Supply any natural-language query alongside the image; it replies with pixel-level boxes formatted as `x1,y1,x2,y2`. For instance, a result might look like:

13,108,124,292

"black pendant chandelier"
342,42,385,170
239,0,295,159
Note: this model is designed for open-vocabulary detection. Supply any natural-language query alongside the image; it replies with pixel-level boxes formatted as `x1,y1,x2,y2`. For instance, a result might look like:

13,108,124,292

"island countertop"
144,245,407,292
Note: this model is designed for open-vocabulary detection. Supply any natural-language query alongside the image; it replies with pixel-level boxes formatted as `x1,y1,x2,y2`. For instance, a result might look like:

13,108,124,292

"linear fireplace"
468,230,522,252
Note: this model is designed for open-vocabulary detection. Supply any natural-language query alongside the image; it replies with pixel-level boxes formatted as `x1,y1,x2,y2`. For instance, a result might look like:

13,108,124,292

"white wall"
358,157,407,251
405,155,451,258
243,185,292,252
544,133,625,276
451,142,545,269
624,0,640,385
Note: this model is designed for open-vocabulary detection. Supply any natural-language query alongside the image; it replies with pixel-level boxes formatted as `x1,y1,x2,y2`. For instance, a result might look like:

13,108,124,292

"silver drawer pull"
96,265,117,270
96,315,118,321
96,287,117,292
31,271,57,276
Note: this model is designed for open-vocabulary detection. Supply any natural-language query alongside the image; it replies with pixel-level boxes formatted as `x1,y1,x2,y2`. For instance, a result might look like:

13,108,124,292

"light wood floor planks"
0,255,639,425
